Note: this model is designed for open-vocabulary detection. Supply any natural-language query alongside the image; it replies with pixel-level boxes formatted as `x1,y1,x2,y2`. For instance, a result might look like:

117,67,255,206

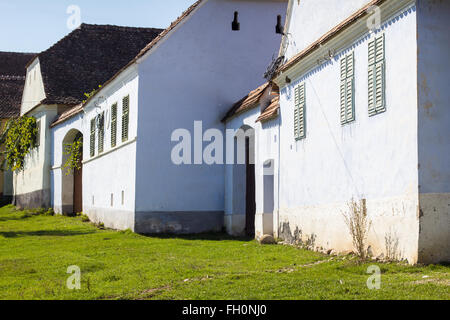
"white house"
49,0,288,234
223,0,448,264
12,0,448,264
16,24,163,209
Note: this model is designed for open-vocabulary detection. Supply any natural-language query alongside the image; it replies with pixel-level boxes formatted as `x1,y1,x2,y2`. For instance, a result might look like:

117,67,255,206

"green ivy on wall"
63,134,83,175
0,117,38,172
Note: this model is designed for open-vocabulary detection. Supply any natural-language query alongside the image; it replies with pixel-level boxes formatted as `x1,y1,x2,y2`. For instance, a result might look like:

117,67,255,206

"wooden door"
73,149,83,214
245,137,255,237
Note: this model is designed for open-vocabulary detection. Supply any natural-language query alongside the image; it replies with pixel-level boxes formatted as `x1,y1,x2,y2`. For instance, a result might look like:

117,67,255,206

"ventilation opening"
276,15,284,34
232,11,240,31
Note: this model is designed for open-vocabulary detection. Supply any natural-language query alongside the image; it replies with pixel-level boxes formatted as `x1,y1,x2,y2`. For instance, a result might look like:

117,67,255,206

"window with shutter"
122,95,129,142
294,83,306,140
111,103,117,148
340,52,355,125
368,34,386,116
90,118,95,157
98,112,105,154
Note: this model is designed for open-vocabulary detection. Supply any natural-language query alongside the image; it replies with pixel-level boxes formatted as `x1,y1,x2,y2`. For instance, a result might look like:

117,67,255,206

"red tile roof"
222,83,270,122
223,82,280,123
256,95,279,123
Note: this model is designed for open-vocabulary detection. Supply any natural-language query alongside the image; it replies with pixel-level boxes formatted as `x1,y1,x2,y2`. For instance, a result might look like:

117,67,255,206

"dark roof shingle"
0,52,36,118
33,23,163,107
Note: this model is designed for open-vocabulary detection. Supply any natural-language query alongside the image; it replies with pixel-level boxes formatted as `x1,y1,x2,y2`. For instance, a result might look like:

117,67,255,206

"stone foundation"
14,189,51,209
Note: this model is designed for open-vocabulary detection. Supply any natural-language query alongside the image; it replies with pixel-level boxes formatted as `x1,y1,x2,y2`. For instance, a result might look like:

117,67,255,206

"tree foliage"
0,117,38,172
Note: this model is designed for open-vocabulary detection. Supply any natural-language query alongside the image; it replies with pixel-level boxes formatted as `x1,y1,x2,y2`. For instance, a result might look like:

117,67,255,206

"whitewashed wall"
283,0,372,60
277,6,420,262
135,0,287,221
51,66,139,230
416,0,450,263
14,105,58,207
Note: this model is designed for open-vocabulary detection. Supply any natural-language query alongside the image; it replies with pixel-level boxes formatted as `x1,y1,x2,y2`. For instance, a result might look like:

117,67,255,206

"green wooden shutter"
111,103,117,148
294,83,306,140
98,112,104,154
90,118,95,157
340,52,355,124
122,95,129,142
368,34,385,116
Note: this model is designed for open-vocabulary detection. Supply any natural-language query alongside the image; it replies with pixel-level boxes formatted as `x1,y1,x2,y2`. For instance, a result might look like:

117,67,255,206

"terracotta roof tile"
222,83,270,122
256,95,279,123
50,104,83,128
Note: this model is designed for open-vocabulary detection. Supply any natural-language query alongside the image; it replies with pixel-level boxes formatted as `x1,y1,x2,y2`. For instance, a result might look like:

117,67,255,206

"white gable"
21,58,46,115
282,0,372,60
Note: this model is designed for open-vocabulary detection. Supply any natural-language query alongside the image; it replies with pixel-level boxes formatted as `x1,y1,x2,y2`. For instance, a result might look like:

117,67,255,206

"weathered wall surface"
283,0,372,60
135,0,287,233
15,106,58,208
278,6,420,262
51,67,138,231
417,0,450,264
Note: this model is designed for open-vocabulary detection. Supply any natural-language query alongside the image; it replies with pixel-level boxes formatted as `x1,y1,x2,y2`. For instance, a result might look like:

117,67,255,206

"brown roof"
256,95,279,123
276,0,385,76
31,23,163,108
0,52,36,118
222,83,270,122
53,1,205,127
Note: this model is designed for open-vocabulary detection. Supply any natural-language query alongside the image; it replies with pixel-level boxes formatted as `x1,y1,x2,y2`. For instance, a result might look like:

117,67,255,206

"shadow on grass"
0,214,35,222
0,229,96,238
141,232,255,242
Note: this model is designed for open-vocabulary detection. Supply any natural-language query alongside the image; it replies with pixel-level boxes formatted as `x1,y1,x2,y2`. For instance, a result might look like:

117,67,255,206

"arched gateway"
61,129,83,215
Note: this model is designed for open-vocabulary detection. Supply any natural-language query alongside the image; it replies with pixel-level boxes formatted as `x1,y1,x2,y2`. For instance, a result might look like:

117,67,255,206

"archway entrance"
61,130,83,215
245,136,255,237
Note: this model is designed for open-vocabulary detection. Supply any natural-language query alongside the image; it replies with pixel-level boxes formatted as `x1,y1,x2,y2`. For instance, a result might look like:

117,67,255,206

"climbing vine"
82,85,102,104
0,117,38,172
63,134,83,175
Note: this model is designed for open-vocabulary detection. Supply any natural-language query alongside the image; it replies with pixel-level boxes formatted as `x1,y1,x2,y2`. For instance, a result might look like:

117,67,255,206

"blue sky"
0,0,197,53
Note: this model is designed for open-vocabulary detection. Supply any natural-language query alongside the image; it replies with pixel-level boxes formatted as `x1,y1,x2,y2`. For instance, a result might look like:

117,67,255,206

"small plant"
82,85,102,104
95,222,105,230
45,208,55,216
81,215,90,223
342,199,372,259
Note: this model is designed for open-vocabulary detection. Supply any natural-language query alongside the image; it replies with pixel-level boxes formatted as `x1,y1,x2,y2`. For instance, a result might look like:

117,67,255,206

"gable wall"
134,0,288,233
283,0,372,60
21,58,46,116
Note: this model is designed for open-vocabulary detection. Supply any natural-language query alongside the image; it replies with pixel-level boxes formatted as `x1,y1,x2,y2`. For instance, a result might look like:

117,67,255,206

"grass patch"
0,206,448,300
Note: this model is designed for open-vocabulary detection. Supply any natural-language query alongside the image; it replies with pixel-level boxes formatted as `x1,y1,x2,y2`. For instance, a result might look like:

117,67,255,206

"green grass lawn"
0,205,448,300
